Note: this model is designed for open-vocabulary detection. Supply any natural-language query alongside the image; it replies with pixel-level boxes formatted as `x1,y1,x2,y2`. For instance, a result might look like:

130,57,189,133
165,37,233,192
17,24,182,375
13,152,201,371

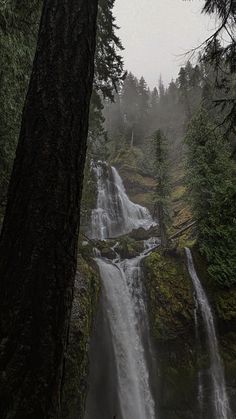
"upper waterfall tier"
91,161,156,240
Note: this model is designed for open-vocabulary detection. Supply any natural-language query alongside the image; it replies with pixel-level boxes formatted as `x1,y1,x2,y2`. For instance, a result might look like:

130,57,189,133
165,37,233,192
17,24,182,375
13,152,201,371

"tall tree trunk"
0,1,98,418
157,204,168,248
130,129,134,147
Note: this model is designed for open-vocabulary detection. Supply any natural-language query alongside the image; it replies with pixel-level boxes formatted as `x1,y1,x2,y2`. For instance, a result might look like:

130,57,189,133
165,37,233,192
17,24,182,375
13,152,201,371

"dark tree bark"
0,1,98,418
156,204,168,248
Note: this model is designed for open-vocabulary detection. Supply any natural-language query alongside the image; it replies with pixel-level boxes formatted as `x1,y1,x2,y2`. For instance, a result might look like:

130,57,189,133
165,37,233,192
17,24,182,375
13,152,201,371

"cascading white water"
185,247,232,419
91,161,155,240
95,252,156,419
86,161,157,419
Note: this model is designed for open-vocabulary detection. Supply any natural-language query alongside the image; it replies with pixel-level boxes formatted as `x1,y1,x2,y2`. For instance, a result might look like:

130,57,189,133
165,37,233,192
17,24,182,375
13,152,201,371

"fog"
114,0,217,87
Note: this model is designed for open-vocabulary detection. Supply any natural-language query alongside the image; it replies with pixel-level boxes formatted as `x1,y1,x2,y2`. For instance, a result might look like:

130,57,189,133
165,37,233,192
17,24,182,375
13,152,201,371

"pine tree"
178,66,192,119
153,130,171,247
0,1,42,223
89,0,124,141
122,72,139,145
137,76,150,143
94,0,124,100
158,75,165,100
150,87,159,111
203,1,236,73
0,1,98,417
185,109,236,286
201,3,236,132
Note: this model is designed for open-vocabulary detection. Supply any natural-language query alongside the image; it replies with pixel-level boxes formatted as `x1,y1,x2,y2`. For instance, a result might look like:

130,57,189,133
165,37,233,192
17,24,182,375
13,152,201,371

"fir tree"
185,109,236,286
152,130,171,247
158,75,165,99
94,0,124,100
137,76,150,143
122,72,139,145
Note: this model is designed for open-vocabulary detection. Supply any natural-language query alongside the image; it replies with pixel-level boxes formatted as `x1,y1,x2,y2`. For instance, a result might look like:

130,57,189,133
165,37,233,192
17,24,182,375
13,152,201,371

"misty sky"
114,0,217,89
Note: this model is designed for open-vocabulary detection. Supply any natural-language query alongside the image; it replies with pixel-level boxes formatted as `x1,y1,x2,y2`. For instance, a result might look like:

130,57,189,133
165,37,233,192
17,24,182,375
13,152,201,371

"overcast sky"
114,0,217,89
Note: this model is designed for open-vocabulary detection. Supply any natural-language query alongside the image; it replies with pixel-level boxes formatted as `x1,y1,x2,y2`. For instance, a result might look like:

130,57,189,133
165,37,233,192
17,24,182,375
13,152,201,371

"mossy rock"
95,240,117,259
158,362,197,419
61,254,100,419
129,225,159,241
79,240,94,260
144,249,198,418
144,250,194,342
117,236,144,259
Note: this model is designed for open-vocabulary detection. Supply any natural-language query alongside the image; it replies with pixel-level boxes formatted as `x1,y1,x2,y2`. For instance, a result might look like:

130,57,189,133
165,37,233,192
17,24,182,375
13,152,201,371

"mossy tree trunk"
0,1,98,418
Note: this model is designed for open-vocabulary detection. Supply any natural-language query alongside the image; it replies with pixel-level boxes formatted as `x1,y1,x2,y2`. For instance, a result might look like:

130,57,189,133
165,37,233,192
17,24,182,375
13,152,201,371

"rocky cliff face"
61,252,100,419
143,247,236,419
144,250,197,419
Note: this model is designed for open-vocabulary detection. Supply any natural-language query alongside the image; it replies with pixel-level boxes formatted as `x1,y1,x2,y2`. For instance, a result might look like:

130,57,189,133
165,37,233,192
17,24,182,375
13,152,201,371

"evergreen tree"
150,87,159,111
158,75,165,99
203,1,236,73
178,64,192,119
185,109,236,286
152,130,170,247
94,0,124,100
0,1,42,222
201,3,236,132
122,72,139,145
84,0,124,146
137,76,150,143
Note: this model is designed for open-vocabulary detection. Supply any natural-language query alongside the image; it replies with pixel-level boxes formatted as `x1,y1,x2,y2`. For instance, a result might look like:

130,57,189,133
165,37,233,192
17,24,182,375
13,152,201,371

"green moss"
190,246,236,394
144,250,194,342
215,291,236,321
144,249,199,417
61,254,100,419
171,185,186,202
111,146,144,173
117,235,144,258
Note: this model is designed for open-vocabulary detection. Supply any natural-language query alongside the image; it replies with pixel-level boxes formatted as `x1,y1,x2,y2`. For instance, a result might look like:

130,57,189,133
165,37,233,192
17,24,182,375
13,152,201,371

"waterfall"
185,248,232,419
85,162,157,419
94,253,156,419
91,161,155,240
193,299,204,418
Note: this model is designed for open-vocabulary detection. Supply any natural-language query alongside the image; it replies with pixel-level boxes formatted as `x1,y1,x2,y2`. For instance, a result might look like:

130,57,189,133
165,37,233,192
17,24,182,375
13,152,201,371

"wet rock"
99,247,117,259
61,254,100,419
129,225,159,241
116,236,144,259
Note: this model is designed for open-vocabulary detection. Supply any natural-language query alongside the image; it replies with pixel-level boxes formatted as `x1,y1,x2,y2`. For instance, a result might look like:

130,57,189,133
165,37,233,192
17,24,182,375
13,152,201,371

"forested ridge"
0,0,236,418
100,54,236,286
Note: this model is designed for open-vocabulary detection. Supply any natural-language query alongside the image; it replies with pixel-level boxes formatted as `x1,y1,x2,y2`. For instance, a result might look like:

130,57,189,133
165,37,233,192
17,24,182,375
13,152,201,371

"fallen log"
169,220,197,240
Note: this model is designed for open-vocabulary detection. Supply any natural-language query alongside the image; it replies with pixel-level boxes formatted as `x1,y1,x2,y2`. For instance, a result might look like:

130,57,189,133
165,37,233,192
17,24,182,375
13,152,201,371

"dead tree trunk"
0,1,98,418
